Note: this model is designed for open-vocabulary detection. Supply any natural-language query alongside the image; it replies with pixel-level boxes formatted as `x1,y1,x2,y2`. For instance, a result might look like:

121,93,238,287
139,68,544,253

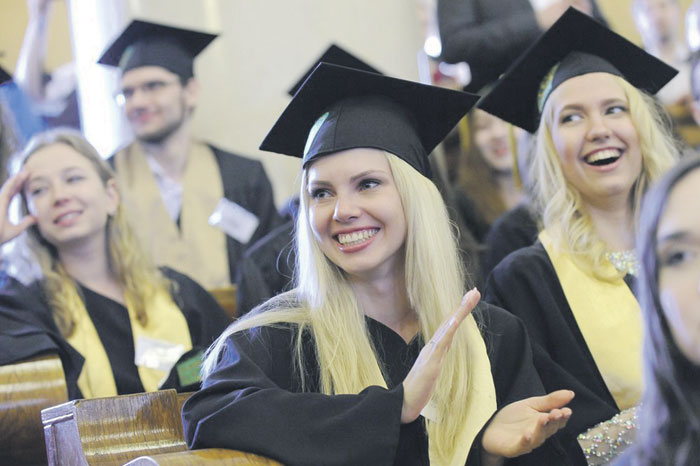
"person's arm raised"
401,288,480,424
0,171,36,247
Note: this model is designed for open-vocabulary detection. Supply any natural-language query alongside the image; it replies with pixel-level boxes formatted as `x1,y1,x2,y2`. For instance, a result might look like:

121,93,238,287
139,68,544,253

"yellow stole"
539,231,642,410
376,315,497,465
114,142,230,288
67,287,192,398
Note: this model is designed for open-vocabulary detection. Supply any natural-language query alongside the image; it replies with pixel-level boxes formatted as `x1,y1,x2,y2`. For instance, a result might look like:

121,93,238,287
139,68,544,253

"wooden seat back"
42,389,187,466
0,353,68,466
208,285,238,320
42,388,283,466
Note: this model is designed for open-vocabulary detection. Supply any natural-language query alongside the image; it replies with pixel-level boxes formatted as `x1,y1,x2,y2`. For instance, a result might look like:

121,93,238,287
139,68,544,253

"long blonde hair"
530,75,678,278
16,128,170,337
204,151,476,462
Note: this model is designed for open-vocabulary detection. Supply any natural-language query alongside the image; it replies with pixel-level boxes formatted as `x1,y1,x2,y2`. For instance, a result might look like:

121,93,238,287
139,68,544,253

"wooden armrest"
0,353,68,466
42,389,189,466
123,448,284,465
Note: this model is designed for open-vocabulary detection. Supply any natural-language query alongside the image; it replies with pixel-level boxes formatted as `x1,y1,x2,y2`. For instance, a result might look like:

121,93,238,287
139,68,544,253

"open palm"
482,390,574,458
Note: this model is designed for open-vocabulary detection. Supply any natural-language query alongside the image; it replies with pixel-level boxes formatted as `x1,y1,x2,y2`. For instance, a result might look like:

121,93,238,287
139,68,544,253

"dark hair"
629,155,700,465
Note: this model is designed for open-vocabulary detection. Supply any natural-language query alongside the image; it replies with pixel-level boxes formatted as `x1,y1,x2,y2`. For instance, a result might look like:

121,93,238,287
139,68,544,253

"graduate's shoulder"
207,144,267,173
489,242,553,283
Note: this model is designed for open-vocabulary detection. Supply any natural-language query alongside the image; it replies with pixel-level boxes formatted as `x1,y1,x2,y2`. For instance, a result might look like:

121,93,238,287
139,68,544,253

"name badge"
208,197,260,244
134,336,186,373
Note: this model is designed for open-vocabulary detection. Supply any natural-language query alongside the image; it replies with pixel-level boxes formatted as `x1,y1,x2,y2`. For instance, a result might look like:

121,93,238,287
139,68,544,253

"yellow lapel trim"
114,142,229,288
68,286,192,397
539,231,642,409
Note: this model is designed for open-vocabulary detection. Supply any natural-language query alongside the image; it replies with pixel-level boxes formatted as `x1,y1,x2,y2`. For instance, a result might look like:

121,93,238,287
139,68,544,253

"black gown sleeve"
483,245,619,446
474,304,579,466
437,0,541,92
0,277,84,400
182,325,404,466
481,205,539,280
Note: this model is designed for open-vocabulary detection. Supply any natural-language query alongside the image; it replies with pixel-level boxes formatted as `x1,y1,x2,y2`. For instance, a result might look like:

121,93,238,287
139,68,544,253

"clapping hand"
401,288,481,424
482,390,574,461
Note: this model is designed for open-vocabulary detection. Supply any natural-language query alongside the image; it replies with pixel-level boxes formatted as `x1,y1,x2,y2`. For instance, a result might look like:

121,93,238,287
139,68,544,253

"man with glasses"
99,20,280,290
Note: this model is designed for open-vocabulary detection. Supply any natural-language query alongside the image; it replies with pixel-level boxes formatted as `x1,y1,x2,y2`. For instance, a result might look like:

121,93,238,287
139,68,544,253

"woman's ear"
105,178,121,216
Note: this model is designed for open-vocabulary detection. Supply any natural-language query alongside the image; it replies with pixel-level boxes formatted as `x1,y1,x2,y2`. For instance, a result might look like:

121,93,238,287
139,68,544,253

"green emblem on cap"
304,112,330,157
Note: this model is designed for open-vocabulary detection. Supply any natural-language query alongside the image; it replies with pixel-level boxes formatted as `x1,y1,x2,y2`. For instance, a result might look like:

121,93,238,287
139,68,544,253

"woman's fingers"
430,288,480,348
0,171,35,245
401,288,481,424
0,171,29,214
482,390,575,458
528,389,575,412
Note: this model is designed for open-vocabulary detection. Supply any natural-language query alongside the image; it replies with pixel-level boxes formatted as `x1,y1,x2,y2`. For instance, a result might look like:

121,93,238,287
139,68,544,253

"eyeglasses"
114,79,181,106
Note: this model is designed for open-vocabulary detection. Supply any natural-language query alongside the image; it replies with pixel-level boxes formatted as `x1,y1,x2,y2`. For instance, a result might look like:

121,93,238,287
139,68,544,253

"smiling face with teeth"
306,148,407,281
548,72,643,209
23,143,120,252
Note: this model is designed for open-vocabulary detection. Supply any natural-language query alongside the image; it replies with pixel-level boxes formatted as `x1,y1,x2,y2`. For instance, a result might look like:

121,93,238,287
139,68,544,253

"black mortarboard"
260,63,479,179
0,66,11,86
287,44,382,96
97,20,217,80
479,8,678,133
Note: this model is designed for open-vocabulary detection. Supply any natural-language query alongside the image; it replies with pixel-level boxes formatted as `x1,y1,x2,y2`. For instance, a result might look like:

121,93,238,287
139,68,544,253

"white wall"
69,0,424,206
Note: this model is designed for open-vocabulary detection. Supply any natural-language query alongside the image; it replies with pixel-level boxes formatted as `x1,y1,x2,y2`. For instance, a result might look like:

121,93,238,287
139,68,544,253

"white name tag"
134,336,186,373
208,197,260,244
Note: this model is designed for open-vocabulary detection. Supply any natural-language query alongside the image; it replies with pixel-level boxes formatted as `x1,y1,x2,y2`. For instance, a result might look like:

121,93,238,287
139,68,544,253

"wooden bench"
41,389,281,466
0,353,68,466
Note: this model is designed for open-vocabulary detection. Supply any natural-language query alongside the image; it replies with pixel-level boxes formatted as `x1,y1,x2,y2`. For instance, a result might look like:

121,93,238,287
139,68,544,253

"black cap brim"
287,44,382,96
260,63,478,170
479,8,678,132
0,66,11,86
97,19,217,68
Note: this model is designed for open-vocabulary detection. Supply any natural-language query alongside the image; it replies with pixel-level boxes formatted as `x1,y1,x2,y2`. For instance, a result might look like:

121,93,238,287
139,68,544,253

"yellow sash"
539,231,642,410
67,287,192,398
114,142,230,288
374,315,496,465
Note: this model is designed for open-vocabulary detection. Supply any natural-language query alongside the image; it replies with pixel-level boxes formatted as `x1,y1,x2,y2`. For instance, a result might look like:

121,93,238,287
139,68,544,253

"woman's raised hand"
401,288,481,424
0,171,36,246
481,390,575,461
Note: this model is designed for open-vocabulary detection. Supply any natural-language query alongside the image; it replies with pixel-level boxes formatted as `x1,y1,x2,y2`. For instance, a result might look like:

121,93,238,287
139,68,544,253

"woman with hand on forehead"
0,128,229,399
183,63,578,465
481,8,679,464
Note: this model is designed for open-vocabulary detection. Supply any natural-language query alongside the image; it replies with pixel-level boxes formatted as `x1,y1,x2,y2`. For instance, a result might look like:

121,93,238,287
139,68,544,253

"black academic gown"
235,220,296,316
0,268,229,399
182,304,573,466
437,0,607,93
0,274,84,399
484,244,625,452
108,144,282,283
211,145,283,281
481,204,539,279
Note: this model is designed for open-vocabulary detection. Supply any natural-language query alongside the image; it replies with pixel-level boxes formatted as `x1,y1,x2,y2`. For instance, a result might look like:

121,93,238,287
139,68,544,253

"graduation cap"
260,62,479,179
287,44,382,96
98,20,218,80
478,8,678,133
